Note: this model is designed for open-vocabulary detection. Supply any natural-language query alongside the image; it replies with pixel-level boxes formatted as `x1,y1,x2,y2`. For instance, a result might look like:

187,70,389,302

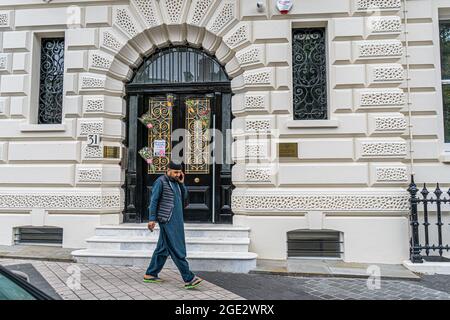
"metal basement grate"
14,226,63,246
287,230,343,258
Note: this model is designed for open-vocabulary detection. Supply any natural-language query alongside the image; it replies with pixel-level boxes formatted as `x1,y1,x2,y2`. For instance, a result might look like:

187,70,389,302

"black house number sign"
87,134,101,147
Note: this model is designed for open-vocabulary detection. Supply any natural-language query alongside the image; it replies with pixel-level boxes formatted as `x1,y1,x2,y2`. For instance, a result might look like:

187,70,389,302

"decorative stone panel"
245,119,271,132
245,143,268,159
231,193,409,212
358,89,406,108
79,121,104,136
370,65,404,83
236,46,263,67
132,0,161,27
376,167,408,182
160,0,185,24
101,30,124,53
83,145,104,159
80,75,106,90
113,7,139,38
188,0,215,26
84,97,105,113
356,0,401,10
362,142,407,157
89,52,113,71
0,193,120,209
0,11,11,29
224,23,251,50
77,168,103,182
243,68,274,87
245,168,271,182
374,116,407,131
244,94,266,110
355,40,403,59
367,16,401,34
0,53,11,73
206,1,237,35
0,55,7,69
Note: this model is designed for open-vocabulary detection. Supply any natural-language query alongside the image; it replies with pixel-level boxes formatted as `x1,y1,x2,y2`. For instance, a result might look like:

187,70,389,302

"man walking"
143,161,203,289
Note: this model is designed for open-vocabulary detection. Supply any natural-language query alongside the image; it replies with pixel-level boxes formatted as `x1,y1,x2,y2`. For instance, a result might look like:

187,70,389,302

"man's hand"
147,221,156,232
178,171,185,184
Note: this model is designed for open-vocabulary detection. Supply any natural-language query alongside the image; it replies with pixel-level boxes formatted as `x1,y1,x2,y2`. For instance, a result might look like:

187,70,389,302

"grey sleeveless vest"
155,175,188,224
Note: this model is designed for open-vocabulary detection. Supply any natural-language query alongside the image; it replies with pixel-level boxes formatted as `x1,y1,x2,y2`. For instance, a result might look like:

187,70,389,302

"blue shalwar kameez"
145,177,195,283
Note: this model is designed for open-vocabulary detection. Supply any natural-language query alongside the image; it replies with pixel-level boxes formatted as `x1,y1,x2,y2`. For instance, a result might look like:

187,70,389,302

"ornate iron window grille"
38,38,65,124
130,46,229,85
292,28,328,120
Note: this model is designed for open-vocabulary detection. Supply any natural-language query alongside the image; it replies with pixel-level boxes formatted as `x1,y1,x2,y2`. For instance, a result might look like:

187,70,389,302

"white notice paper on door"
154,140,166,157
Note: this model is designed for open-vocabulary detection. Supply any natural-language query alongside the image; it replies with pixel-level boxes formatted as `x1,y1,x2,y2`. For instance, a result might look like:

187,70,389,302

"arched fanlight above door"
130,46,229,85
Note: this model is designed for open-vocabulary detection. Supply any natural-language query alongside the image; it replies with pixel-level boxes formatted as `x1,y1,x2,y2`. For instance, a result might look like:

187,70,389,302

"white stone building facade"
0,0,449,269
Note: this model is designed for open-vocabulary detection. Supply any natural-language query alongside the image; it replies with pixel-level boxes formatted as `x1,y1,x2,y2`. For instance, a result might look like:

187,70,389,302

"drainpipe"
402,0,415,181
403,0,419,264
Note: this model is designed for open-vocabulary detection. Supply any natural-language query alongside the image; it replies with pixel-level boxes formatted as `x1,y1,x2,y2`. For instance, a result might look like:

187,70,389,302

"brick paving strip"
0,259,244,300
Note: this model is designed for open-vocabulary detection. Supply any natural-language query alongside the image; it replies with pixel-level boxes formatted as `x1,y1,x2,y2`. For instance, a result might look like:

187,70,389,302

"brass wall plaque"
278,143,298,158
104,146,121,159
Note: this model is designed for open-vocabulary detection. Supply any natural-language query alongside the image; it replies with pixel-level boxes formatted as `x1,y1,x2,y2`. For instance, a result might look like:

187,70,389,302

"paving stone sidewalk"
2,258,450,300
0,259,243,300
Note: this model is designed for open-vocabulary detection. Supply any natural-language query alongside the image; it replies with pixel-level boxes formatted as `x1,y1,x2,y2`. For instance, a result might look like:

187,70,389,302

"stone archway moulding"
81,0,249,96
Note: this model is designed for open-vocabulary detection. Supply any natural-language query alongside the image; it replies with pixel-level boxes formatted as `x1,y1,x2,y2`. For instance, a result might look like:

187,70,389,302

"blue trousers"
145,223,195,283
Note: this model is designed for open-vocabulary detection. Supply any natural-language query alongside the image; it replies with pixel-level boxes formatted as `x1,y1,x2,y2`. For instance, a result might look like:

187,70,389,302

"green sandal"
143,276,163,283
184,277,203,290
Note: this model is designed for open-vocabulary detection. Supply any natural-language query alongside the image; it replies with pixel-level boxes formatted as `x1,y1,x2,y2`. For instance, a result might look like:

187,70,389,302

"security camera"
256,1,265,12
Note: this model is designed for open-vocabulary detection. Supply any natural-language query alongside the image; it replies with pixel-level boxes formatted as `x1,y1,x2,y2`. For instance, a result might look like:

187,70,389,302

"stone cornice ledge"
286,119,340,129
20,123,67,132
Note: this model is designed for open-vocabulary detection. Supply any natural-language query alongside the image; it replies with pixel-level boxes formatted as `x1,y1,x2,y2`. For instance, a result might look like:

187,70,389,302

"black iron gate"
407,177,450,263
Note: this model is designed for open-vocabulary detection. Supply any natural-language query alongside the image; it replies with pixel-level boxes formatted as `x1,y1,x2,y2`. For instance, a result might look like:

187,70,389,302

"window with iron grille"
14,226,63,246
38,38,65,125
439,21,450,143
287,230,343,258
292,28,328,120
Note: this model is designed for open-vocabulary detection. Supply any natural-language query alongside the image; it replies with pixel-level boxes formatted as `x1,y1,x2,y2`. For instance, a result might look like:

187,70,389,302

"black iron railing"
408,177,450,263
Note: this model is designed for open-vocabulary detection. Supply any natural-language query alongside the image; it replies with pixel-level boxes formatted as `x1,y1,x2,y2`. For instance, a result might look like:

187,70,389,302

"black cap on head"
168,161,183,171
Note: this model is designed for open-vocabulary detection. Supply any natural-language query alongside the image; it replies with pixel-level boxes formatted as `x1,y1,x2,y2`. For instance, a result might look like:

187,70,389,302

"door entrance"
143,93,215,223
123,47,233,224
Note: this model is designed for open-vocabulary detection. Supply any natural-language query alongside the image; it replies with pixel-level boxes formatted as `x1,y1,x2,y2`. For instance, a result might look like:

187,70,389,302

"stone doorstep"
96,223,251,231
95,225,250,238
86,236,251,245
250,259,421,281
71,249,258,260
403,260,450,275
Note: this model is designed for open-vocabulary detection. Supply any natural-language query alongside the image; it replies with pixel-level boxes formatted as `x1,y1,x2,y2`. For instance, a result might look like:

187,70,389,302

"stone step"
95,224,251,239
71,249,258,273
86,236,250,253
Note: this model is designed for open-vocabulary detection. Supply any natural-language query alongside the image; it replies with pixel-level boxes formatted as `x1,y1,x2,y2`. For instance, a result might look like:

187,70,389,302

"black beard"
168,176,178,182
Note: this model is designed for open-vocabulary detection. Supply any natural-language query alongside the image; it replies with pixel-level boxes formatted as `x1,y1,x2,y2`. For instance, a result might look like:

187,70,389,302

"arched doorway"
124,46,233,224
